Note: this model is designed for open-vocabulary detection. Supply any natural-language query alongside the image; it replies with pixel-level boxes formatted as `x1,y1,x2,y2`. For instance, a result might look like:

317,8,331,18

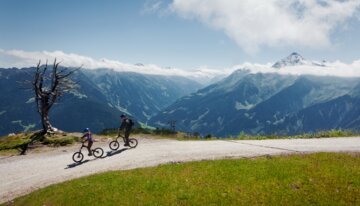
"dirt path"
1,137,359,203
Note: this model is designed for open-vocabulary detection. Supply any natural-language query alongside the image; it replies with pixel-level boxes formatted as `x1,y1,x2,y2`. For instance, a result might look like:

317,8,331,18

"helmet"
83,128,90,132
120,114,126,118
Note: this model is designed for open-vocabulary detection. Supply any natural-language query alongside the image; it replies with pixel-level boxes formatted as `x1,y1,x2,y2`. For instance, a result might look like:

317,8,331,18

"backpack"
128,118,135,127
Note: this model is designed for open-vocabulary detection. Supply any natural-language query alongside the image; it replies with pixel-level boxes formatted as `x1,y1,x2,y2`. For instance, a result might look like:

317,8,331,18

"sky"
0,0,360,71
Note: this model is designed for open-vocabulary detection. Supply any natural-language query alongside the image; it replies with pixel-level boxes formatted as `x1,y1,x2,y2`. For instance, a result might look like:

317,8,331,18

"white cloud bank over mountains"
0,49,232,83
0,49,359,81
170,0,360,53
236,61,360,78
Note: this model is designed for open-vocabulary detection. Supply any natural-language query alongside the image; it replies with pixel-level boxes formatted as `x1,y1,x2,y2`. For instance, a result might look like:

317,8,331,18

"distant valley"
150,53,360,136
1,53,359,137
0,68,202,135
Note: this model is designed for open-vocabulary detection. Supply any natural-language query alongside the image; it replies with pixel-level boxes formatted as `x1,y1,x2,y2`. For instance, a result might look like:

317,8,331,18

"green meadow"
5,152,359,206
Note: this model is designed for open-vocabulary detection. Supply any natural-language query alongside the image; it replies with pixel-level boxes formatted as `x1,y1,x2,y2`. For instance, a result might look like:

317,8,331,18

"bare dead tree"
17,60,79,155
33,59,79,134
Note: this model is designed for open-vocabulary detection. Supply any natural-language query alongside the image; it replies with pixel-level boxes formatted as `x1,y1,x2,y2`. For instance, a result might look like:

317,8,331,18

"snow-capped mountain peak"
272,52,327,69
272,52,308,68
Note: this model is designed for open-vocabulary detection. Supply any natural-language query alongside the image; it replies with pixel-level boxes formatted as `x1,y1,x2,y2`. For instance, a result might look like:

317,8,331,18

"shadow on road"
105,148,128,157
65,159,91,169
65,148,129,169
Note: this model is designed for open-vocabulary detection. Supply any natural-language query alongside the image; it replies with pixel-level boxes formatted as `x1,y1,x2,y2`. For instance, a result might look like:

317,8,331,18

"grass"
102,128,359,141
5,152,360,206
0,133,31,150
101,127,186,141
0,149,20,156
0,132,79,155
175,129,360,141
234,129,359,140
1,129,358,155
101,127,177,137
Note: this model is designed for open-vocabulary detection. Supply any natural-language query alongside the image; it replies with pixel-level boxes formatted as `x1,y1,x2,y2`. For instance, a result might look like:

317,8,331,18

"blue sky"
0,0,360,70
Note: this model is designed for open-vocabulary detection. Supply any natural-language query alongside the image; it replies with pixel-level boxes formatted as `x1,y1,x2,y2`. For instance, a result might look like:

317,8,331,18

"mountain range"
150,53,360,136
0,52,359,137
0,68,201,135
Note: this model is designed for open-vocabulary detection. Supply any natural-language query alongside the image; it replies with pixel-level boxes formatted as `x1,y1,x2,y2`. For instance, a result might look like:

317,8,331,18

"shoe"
124,143,130,147
88,153,93,156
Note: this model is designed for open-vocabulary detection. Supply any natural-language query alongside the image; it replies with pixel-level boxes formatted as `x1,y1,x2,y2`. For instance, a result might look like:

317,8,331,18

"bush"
204,134,212,139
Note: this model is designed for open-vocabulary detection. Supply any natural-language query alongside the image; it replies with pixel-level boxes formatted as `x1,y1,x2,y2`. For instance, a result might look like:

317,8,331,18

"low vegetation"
102,127,177,135
0,132,79,155
234,129,359,140
6,153,360,205
42,136,79,147
174,129,359,140
101,127,179,138
1,129,358,155
102,128,359,141
0,133,30,151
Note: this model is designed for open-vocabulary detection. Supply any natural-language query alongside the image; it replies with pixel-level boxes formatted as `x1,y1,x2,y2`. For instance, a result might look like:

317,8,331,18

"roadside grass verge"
102,128,359,141
232,129,359,140
0,134,30,150
1,129,358,155
101,127,179,139
0,132,79,155
175,129,360,141
6,152,360,206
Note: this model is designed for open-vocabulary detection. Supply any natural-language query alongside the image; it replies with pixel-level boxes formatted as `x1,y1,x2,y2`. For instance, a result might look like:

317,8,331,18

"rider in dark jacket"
118,114,133,146
82,128,93,156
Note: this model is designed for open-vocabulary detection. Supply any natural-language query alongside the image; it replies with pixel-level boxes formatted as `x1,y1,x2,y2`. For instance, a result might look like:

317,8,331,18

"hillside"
150,53,360,136
0,67,202,135
1,53,359,137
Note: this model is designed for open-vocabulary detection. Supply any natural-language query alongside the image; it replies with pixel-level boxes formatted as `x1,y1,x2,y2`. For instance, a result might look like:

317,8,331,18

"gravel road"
1,137,359,203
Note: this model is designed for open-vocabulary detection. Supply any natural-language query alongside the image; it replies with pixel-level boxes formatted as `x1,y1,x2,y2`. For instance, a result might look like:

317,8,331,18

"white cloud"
142,0,171,16
143,0,163,13
232,60,360,78
0,49,233,83
170,0,360,53
0,49,359,82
